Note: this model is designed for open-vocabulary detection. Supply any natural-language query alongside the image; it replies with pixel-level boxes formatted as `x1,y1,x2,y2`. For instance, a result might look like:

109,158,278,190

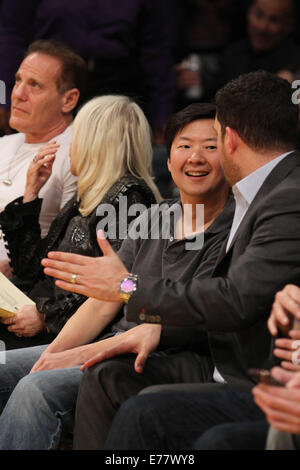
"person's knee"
9,373,48,416
193,424,235,450
81,360,114,390
194,422,267,450
113,395,144,423
105,395,154,449
81,357,135,396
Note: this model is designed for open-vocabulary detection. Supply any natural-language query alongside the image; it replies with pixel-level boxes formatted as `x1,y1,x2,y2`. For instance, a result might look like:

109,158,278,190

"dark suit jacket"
126,152,300,389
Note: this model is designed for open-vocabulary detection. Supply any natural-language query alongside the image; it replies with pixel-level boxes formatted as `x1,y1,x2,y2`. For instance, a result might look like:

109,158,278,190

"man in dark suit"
43,70,300,449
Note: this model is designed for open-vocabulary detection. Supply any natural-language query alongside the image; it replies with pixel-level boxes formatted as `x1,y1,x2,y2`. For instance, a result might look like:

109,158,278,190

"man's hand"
0,304,45,337
30,348,85,373
268,284,300,337
81,323,162,374
23,141,59,203
0,259,13,278
253,367,300,434
273,335,300,372
41,231,129,301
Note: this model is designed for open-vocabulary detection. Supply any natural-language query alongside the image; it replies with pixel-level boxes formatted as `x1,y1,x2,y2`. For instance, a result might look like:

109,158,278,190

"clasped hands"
267,284,300,372
253,284,300,434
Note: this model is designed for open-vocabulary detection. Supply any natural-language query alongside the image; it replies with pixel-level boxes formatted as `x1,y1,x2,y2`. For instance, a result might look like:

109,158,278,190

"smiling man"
0,40,87,277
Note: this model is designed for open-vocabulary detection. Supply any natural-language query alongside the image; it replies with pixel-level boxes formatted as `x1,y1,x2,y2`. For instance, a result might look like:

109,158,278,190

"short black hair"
25,39,88,95
215,70,299,152
164,102,216,156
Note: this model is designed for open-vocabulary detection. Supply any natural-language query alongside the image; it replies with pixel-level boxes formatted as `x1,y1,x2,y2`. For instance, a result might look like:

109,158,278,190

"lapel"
213,151,300,271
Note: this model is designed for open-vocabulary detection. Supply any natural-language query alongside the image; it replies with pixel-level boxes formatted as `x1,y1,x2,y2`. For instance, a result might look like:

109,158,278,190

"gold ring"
71,273,77,284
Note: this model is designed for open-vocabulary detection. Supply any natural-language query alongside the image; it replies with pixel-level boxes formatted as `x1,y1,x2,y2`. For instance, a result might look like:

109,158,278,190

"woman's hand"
23,140,59,202
30,348,85,373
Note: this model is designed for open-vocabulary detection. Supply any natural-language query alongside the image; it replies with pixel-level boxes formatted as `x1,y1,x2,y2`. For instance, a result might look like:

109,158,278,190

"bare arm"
31,322,161,374
30,297,122,372
44,297,122,354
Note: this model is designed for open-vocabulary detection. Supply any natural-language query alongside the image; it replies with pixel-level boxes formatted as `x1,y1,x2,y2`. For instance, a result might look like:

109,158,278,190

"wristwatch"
119,273,138,303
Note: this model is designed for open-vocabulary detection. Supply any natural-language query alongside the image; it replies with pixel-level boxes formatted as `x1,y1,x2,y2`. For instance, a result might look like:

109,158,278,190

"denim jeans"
0,345,82,450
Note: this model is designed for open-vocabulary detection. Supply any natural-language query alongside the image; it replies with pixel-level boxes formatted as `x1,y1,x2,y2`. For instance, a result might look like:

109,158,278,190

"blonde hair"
71,95,161,216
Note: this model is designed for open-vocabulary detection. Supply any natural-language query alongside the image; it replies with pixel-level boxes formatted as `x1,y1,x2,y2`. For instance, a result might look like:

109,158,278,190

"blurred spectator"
0,0,175,142
206,0,300,98
174,0,250,109
184,0,249,49
175,0,300,106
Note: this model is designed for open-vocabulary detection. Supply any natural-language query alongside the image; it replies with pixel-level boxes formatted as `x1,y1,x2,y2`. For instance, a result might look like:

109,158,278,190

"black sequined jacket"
0,175,156,335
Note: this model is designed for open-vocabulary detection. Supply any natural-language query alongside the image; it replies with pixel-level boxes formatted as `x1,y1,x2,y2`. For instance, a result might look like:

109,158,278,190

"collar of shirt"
226,151,293,252
167,195,234,245
234,151,292,207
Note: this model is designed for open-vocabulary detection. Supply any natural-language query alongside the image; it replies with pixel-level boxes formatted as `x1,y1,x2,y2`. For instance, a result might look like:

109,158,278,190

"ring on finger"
33,155,38,163
71,273,77,284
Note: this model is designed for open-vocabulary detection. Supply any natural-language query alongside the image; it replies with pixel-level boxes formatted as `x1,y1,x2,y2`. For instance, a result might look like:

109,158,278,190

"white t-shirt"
0,125,77,260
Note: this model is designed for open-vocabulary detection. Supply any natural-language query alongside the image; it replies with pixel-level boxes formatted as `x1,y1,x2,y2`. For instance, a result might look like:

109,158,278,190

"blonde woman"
0,95,160,350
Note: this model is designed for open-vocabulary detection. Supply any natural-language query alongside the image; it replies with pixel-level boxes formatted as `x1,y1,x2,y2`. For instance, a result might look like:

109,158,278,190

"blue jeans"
0,345,82,450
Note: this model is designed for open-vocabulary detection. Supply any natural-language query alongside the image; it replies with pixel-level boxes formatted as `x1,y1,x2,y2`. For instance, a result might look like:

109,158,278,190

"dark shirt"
111,196,234,350
0,0,175,129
